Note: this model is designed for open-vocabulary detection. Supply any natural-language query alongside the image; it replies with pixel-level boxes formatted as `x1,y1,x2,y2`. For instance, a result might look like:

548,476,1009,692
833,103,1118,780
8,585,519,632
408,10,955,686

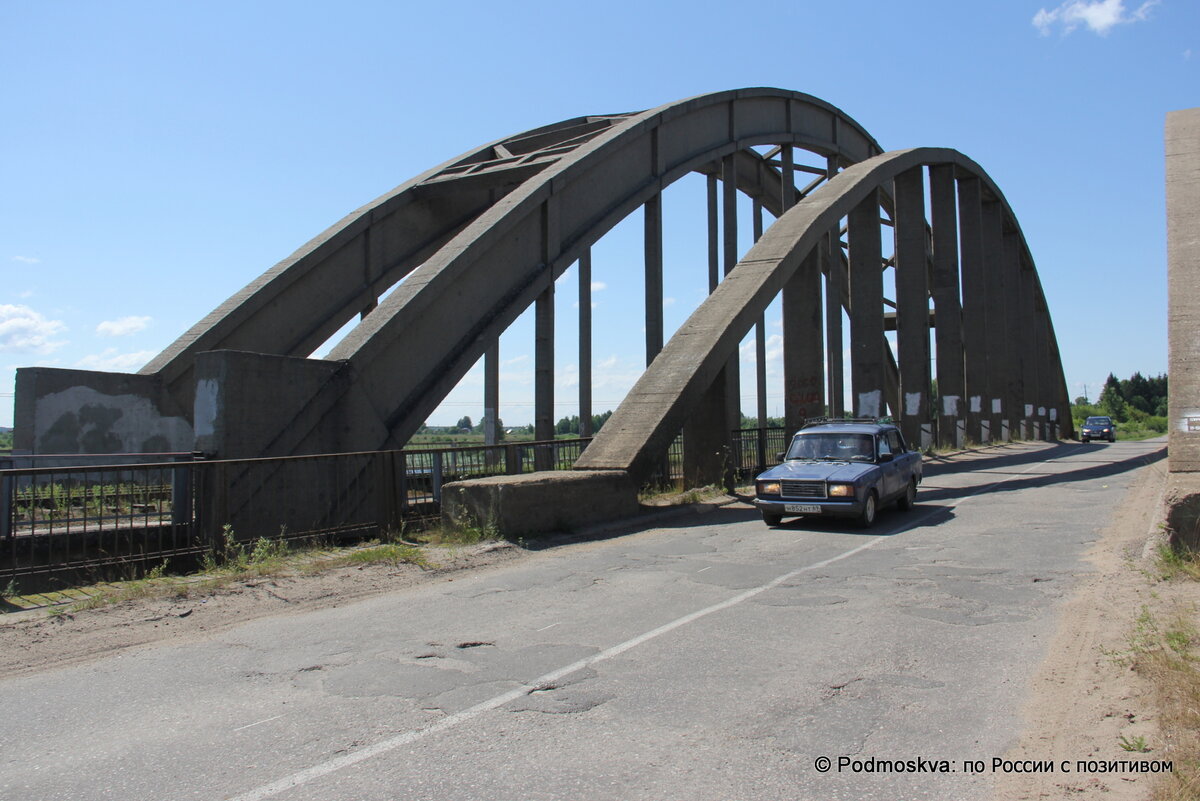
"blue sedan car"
753,420,922,528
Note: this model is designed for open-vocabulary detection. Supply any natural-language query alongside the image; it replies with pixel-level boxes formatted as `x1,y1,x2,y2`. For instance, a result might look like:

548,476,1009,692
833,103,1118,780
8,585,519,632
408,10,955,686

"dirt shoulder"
0,540,528,679
995,451,1196,800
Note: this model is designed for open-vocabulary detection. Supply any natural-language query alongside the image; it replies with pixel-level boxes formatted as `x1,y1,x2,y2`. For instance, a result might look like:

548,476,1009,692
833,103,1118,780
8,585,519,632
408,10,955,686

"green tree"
1098,374,1127,422
456,415,473,430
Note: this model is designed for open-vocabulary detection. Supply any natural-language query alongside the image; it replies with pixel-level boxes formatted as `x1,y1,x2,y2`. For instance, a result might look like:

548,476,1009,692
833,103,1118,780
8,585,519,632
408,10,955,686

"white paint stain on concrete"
943,395,960,416
970,396,982,413
992,398,1002,414
37,386,191,452
1176,409,1200,433
857,390,882,418
194,379,221,439
1049,408,1058,421
905,392,922,416
1038,406,1046,417
1025,404,1034,417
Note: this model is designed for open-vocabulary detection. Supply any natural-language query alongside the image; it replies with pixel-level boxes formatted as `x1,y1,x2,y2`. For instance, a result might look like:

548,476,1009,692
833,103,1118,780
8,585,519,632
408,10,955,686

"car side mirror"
878,452,894,463
776,452,786,461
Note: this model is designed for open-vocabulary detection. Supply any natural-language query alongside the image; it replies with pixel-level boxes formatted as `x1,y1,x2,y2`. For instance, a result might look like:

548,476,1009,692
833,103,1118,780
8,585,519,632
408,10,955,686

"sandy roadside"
995,450,1195,800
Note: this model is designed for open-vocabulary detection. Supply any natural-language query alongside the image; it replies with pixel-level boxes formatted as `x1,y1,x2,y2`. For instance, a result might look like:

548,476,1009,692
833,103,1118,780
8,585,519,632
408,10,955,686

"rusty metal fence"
1,430,785,593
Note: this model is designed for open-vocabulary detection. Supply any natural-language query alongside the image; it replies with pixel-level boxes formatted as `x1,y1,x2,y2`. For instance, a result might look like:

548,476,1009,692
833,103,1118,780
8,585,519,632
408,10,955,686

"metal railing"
1,430,787,593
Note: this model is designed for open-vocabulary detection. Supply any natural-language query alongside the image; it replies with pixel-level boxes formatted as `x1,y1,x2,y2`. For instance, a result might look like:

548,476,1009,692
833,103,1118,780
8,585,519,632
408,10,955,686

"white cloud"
11,255,40,264
1033,0,1159,37
96,315,152,337
0,304,67,354
591,281,607,292
74,348,156,372
663,297,676,307
502,354,529,367
598,354,620,369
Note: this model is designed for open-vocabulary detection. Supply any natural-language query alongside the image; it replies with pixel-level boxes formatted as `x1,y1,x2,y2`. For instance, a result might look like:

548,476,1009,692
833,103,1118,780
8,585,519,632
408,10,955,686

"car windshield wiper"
817,455,848,461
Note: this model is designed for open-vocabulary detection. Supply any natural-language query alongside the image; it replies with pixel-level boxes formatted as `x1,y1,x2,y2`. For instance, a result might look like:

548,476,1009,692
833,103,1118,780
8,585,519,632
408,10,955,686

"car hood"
758,460,877,483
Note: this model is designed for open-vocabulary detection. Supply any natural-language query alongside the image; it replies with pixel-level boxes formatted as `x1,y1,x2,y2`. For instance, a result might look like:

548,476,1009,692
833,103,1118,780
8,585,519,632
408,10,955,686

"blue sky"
2,0,1195,430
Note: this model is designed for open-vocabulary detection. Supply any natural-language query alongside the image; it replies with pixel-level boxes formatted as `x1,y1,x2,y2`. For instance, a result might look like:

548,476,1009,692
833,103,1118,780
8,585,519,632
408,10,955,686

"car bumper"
754,497,865,519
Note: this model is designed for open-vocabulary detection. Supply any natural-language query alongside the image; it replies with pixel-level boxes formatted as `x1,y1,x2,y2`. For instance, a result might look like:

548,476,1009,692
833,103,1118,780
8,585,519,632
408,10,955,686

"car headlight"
757,480,782,496
828,483,854,497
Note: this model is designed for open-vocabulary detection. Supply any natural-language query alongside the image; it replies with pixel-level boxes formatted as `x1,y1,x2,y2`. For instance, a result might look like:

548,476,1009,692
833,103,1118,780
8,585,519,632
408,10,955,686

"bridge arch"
15,88,1070,476
575,147,1071,484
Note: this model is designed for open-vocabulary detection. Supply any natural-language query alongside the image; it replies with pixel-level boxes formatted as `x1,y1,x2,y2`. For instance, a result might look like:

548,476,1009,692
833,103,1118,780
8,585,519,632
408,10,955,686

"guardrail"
1,429,787,593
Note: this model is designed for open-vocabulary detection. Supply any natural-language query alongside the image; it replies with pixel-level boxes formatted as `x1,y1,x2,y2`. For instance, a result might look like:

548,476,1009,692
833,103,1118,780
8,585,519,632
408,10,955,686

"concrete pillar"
1033,297,1051,440
707,172,719,294
1018,265,1040,441
957,175,988,443
1167,108,1200,471
534,278,555,453
849,189,885,418
753,200,767,428
981,199,1009,441
929,165,964,449
484,340,499,445
1003,231,1026,439
722,153,741,433
644,194,663,366
826,229,845,418
783,246,824,433
781,145,795,212
578,249,593,438
893,166,931,449
683,369,733,490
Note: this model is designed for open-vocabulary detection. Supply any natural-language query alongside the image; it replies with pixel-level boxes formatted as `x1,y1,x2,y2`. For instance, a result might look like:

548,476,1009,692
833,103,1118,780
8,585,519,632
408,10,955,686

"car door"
877,432,902,500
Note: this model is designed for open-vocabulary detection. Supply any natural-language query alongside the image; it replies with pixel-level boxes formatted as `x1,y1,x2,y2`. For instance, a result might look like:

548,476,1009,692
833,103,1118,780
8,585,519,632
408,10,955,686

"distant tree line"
1073,371,1168,437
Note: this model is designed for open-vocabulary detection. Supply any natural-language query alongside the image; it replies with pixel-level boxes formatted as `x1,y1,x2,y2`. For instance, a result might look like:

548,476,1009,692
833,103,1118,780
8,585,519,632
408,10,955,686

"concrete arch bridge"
14,88,1071,531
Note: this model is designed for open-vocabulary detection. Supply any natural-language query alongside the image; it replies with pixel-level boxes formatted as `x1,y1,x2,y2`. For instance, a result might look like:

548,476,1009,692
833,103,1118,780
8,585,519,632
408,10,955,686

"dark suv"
1080,416,1116,443
753,419,923,528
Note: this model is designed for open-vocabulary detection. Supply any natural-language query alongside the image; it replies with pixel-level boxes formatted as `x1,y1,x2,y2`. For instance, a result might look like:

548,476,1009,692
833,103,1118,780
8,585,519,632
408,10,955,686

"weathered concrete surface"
441,470,638,537
1167,107,1200,472
13,367,191,455
576,148,1066,483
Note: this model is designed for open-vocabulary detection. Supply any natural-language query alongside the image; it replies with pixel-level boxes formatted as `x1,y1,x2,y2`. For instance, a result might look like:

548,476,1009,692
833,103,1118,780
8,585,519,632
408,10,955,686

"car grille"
781,480,825,498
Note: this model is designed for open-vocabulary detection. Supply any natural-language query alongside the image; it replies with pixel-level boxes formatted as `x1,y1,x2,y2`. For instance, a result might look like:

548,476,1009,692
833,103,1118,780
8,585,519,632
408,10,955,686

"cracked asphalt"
0,439,1166,801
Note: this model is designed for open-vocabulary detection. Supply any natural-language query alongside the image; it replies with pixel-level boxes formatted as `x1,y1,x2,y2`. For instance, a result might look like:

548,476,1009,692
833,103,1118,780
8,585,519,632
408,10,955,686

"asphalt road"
0,439,1166,801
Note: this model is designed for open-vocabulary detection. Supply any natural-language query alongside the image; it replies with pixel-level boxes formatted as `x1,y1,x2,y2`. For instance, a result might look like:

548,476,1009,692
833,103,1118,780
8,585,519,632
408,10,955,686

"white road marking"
226,454,1057,801
233,715,284,733
535,622,560,632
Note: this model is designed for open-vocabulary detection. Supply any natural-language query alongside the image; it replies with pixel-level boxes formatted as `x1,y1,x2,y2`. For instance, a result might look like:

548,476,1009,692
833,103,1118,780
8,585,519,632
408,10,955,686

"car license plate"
785,504,821,514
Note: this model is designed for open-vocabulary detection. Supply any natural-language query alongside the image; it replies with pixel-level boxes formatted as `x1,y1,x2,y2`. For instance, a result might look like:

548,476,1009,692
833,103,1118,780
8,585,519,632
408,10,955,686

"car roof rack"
800,416,894,428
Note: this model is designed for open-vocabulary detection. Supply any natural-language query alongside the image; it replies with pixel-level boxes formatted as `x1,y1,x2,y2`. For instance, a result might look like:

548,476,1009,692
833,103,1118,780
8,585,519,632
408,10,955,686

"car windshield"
1085,417,1112,425
786,433,875,462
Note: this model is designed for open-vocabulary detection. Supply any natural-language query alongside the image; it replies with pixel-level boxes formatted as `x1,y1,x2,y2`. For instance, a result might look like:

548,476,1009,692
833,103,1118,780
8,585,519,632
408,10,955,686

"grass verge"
1142,546,1200,800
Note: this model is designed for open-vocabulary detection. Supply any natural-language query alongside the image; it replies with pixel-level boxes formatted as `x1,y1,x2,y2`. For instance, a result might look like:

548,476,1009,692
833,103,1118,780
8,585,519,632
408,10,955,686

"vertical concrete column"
957,175,988,443
894,167,931,450
1017,264,1039,440
1167,108,1200,471
484,340,499,446
1003,231,1026,439
722,153,741,434
825,154,844,418
535,199,560,468
825,230,845,417
849,189,885,418
784,246,824,433
683,370,732,490
1033,297,1051,440
707,172,719,294
753,200,768,428
534,278,555,449
781,145,795,212
578,249,593,438
644,194,663,366
981,200,1009,441
929,165,965,449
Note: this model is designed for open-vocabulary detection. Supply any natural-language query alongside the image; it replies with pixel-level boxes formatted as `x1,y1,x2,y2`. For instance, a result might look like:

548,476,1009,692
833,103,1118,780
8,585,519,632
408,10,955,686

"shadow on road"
916,441,1165,504
522,441,1165,550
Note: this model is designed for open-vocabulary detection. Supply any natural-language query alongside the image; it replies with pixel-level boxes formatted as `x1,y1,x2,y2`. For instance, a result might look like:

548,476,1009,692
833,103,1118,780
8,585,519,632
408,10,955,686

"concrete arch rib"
574,148,1071,483
140,111,638,410
312,89,882,452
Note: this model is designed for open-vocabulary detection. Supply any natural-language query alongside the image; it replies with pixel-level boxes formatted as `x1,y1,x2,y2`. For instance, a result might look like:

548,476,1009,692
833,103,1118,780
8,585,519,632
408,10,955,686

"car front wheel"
762,512,783,526
857,491,878,528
